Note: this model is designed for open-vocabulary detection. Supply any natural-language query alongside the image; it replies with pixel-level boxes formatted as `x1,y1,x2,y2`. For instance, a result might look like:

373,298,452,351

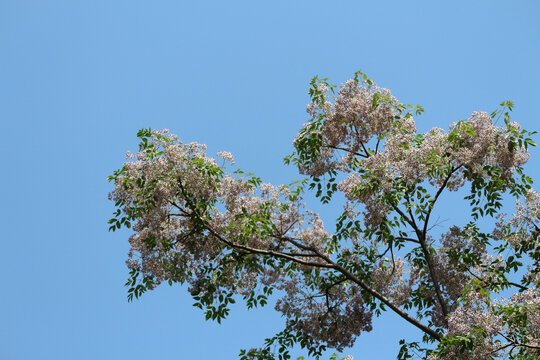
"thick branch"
330,258,442,340
176,178,441,340
280,236,442,340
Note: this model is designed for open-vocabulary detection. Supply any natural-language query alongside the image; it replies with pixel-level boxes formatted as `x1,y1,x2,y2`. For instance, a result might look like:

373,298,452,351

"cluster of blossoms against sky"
109,75,539,359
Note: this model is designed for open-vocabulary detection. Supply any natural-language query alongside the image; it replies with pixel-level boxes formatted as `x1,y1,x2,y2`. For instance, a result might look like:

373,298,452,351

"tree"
108,71,539,360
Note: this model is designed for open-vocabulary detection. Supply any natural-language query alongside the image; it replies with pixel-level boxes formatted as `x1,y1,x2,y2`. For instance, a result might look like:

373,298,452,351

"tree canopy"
108,72,539,360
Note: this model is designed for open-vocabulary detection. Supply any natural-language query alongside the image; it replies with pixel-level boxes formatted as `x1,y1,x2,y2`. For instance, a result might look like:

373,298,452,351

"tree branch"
395,236,421,244
467,269,530,292
329,258,442,340
177,177,441,341
389,202,416,230
499,332,540,350
280,236,442,340
206,226,334,269
324,144,367,158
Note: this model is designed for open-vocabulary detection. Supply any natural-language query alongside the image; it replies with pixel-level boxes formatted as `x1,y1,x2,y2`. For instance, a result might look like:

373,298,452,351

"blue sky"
1,1,539,359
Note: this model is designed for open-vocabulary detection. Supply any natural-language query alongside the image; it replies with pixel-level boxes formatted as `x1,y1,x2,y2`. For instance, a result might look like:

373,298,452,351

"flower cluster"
296,77,531,231
109,130,368,351
430,289,540,360
275,273,373,351
336,112,530,229
297,78,401,178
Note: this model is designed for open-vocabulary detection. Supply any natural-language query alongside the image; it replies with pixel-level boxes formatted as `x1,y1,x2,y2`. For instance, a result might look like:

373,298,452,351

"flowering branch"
109,73,538,360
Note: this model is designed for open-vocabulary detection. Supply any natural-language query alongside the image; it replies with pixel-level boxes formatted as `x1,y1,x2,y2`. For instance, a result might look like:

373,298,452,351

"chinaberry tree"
108,72,539,360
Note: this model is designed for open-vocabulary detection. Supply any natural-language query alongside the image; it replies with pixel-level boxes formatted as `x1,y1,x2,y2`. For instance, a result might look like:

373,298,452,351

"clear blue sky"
1,1,539,359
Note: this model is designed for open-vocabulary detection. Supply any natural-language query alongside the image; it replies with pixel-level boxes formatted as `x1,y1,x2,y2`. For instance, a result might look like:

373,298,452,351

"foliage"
108,72,539,359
